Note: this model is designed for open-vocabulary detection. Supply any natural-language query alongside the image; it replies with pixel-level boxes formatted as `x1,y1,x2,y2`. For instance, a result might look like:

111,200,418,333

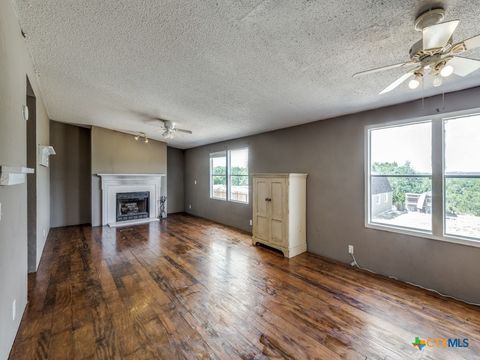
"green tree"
372,161,430,211
446,178,480,216
373,162,480,216
212,166,248,186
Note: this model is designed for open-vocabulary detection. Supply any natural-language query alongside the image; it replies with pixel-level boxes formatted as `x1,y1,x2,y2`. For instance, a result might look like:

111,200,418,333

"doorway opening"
26,77,37,276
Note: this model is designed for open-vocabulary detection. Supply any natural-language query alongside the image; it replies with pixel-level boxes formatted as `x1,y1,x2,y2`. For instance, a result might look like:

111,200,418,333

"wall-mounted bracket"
38,145,56,167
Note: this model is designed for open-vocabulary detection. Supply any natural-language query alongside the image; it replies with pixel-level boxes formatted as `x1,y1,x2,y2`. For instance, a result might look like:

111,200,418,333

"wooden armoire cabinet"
252,173,307,258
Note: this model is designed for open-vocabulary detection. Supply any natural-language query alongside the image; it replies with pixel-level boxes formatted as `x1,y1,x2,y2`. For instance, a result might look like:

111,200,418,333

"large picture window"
367,114,480,245
444,116,480,240
369,122,432,232
210,148,249,204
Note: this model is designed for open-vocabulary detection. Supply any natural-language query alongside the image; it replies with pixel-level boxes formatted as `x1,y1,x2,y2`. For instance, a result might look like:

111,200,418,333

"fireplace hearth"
116,192,150,222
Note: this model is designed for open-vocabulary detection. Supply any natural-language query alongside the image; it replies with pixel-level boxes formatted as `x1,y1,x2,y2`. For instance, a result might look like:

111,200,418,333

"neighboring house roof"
371,177,393,195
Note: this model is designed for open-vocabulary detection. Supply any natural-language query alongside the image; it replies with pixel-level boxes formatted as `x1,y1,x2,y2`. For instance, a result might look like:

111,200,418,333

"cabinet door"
270,178,287,246
254,178,270,242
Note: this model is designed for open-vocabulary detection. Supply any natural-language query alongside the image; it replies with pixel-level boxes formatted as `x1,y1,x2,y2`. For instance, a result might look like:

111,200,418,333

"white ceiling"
14,0,480,148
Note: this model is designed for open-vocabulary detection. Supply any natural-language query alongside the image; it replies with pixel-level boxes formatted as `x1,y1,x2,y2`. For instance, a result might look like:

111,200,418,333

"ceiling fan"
353,8,480,94
152,118,192,139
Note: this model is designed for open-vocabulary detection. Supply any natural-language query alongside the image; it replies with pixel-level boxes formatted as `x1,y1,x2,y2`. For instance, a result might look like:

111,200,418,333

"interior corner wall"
50,121,91,227
90,126,167,226
0,1,50,359
167,147,185,214
184,86,480,305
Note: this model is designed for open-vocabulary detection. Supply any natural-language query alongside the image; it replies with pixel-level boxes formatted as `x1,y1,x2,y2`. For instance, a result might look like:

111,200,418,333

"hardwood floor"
9,214,480,359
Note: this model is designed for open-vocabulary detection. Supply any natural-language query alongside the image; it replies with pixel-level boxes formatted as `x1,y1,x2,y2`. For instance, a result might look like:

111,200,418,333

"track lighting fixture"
133,132,148,143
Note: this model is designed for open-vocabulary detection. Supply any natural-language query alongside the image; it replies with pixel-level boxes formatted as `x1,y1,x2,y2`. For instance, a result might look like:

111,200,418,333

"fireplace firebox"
116,192,150,222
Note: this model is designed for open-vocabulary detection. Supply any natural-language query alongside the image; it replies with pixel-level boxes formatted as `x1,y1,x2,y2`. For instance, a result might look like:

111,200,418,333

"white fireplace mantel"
98,173,166,227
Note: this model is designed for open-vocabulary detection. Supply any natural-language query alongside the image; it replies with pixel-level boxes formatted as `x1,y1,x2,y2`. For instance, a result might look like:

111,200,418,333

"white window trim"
209,148,250,205
364,109,480,248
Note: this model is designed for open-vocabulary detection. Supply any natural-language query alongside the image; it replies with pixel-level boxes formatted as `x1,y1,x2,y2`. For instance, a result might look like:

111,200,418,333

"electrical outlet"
348,245,354,255
12,299,16,321
188,204,192,209
249,219,253,226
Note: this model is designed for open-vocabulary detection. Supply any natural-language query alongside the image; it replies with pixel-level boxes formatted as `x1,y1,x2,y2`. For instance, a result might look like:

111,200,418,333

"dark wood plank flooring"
9,214,480,359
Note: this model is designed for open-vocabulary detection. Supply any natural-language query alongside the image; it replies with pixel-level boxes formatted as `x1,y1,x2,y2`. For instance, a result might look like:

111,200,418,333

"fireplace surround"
98,173,166,226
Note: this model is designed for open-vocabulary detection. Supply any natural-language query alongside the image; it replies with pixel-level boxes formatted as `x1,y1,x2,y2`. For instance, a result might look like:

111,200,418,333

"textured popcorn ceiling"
13,0,480,148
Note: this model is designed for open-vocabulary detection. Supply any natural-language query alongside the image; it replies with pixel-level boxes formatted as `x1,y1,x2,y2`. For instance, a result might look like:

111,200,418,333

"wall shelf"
0,166,35,186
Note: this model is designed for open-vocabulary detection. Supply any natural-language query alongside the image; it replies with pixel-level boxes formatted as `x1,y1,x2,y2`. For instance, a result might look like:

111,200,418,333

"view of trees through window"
211,153,227,200
369,117,480,240
370,122,432,231
229,148,249,203
444,116,480,239
210,148,249,203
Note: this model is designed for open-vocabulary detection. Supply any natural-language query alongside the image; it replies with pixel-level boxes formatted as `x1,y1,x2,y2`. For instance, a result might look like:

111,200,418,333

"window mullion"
227,150,231,201
431,119,444,237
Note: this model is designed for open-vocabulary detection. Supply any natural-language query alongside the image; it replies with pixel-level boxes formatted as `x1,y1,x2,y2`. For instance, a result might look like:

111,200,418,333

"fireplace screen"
116,192,150,222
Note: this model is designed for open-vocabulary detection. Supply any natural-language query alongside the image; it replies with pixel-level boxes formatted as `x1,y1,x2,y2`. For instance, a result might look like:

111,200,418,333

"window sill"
365,222,480,248
228,199,249,205
209,196,249,205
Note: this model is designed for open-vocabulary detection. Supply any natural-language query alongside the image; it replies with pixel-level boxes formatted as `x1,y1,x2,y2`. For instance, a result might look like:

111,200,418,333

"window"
210,148,249,204
229,148,249,203
367,114,480,244
444,116,480,240
369,122,432,232
210,151,227,200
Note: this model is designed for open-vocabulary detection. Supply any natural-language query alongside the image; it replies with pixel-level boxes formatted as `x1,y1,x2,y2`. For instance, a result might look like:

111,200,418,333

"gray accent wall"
91,126,167,226
167,147,185,214
185,87,480,304
0,1,51,358
50,121,91,227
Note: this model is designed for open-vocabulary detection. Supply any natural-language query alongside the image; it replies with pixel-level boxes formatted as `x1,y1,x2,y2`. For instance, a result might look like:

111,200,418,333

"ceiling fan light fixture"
408,78,420,89
440,64,454,77
134,135,139,141
144,137,149,144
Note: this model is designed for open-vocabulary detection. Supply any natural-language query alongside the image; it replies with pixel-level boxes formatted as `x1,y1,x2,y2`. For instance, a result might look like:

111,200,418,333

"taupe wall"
0,1,50,358
184,86,480,304
50,121,91,227
91,127,167,226
167,147,185,214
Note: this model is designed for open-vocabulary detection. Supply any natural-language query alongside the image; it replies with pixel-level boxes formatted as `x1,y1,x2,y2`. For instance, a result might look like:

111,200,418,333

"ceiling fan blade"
379,71,414,95
449,56,480,77
176,128,192,134
423,20,459,50
353,62,415,78
463,34,480,51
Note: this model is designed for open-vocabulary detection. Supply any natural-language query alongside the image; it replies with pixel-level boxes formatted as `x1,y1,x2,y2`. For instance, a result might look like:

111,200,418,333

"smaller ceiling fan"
353,8,480,94
151,118,192,139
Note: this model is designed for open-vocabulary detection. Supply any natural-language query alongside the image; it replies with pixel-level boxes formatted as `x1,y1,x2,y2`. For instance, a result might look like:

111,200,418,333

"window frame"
209,147,249,205
227,147,249,204
365,110,480,248
209,151,227,201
